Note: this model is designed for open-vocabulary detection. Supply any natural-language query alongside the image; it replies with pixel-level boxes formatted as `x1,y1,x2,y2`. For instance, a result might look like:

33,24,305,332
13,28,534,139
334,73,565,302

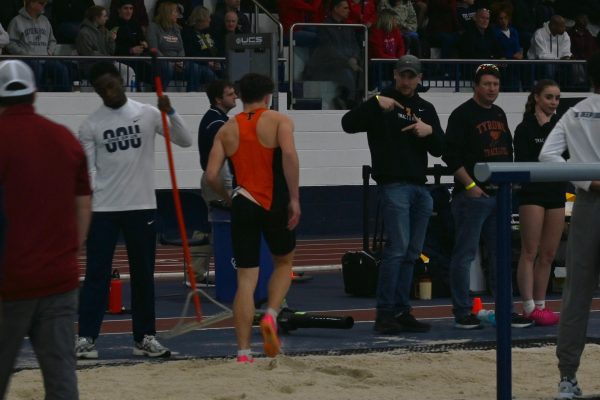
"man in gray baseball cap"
342,54,443,334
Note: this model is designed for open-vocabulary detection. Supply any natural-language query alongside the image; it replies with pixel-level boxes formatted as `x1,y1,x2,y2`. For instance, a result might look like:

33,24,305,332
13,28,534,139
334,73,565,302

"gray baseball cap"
395,55,422,75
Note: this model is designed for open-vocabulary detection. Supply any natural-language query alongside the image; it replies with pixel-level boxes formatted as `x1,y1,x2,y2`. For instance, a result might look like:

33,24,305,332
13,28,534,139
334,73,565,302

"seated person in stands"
568,13,598,61
51,0,94,44
76,5,137,88
378,0,421,56
369,9,405,88
277,0,322,47
109,0,149,32
214,10,242,58
527,15,571,82
0,23,8,54
492,6,522,59
107,0,152,89
458,7,502,59
211,0,251,36
182,6,219,83
346,0,377,28
6,0,71,92
303,0,363,109
147,1,203,91
154,0,193,25
456,0,476,31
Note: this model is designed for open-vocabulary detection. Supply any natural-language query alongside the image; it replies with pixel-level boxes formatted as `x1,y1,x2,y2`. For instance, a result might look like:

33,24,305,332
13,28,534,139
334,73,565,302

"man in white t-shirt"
75,61,192,359
540,52,600,400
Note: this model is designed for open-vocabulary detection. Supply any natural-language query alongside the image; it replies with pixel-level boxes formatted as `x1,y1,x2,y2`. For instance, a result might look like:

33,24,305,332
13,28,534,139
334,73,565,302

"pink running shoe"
236,355,254,364
528,308,559,326
260,314,281,357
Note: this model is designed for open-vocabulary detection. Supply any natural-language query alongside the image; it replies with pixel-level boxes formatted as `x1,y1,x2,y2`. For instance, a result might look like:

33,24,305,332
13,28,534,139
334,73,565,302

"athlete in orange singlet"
206,73,300,362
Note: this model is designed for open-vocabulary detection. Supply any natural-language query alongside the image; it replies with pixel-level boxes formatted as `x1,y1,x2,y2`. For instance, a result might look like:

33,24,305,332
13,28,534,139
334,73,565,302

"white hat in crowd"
0,59,37,98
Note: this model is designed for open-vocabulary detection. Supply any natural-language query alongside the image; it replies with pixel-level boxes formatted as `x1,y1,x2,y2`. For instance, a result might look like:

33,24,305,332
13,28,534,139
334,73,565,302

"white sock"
534,300,545,310
523,299,535,315
237,349,252,358
266,307,278,320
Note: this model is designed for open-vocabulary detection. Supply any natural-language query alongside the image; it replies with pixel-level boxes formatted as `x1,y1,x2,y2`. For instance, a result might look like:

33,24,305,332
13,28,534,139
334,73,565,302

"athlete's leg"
517,205,545,307
533,207,564,301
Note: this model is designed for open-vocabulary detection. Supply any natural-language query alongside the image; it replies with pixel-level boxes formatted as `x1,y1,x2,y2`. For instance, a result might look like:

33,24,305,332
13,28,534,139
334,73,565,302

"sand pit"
6,344,600,400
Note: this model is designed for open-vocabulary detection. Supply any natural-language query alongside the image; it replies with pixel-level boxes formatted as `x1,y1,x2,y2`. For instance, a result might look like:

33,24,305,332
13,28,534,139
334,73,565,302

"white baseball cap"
0,60,37,98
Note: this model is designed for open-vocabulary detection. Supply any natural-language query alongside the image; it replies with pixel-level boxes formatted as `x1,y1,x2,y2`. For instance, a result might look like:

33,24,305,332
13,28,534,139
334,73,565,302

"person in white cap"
0,59,92,399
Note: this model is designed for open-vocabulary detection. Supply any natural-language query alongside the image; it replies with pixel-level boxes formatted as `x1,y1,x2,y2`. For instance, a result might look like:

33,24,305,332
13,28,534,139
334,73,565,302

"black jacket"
341,87,444,184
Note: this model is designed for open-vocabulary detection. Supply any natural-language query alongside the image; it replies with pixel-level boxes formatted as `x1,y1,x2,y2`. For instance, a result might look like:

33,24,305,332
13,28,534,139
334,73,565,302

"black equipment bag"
342,165,383,296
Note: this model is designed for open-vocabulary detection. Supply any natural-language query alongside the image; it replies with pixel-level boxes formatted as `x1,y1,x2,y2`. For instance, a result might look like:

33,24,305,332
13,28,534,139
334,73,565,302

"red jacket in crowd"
369,26,406,58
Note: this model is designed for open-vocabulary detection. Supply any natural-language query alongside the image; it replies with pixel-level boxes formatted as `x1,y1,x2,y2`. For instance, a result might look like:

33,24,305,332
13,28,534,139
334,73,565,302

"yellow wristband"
375,95,380,103
465,182,476,190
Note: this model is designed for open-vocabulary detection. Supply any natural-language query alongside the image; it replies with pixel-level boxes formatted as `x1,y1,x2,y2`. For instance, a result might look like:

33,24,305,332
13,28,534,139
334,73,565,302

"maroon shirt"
0,104,91,301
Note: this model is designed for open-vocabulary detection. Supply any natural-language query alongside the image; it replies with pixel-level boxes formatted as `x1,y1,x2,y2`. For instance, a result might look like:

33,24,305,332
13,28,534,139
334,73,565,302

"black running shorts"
231,195,296,268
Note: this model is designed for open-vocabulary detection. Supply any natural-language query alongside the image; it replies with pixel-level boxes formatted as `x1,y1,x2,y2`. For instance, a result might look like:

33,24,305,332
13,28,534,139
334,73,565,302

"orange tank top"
230,108,279,210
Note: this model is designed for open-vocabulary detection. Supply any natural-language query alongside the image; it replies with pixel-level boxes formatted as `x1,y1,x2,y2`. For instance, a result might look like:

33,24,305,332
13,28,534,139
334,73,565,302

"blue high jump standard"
211,207,274,303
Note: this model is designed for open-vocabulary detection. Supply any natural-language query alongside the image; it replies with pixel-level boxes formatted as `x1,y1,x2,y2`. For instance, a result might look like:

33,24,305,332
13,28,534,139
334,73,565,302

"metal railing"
249,0,283,57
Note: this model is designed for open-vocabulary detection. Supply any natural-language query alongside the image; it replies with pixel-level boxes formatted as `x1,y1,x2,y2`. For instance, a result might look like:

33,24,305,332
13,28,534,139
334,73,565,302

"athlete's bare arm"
276,113,301,230
206,124,234,205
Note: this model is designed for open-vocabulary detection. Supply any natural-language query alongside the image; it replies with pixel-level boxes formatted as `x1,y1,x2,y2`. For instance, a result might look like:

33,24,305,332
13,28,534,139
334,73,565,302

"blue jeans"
449,192,497,319
376,183,433,317
78,210,157,342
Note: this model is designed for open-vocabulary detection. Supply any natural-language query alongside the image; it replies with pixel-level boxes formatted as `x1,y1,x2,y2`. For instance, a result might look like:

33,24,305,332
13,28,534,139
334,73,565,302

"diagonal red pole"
151,50,203,322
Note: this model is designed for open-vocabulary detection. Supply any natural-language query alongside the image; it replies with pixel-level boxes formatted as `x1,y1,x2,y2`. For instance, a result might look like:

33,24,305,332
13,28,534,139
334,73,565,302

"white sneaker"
558,376,582,399
133,335,171,358
75,335,98,359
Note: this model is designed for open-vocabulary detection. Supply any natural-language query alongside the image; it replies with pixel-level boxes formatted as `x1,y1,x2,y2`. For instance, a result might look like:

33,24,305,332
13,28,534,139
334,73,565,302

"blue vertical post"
496,182,512,400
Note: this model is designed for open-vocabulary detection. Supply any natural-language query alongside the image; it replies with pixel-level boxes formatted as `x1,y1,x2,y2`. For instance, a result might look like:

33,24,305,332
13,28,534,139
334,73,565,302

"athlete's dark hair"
0,82,35,106
89,62,121,86
523,79,559,117
588,52,600,89
206,79,234,106
237,73,274,104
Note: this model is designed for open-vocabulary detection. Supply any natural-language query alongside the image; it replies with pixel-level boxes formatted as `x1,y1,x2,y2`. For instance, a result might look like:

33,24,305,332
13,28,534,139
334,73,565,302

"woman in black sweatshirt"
514,79,564,326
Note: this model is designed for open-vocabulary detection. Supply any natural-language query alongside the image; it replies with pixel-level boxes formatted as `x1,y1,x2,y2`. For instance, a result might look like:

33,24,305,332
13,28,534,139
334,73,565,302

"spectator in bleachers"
458,7,502,59
456,0,476,31
76,5,137,90
109,0,149,31
303,0,363,109
108,0,148,57
147,1,202,91
182,5,219,82
0,23,8,54
214,9,242,58
426,0,460,58
568,13,597,87
6,0,71,92
51,0,94,44
277,0,322,47
568,13,598,61
528,15,571,60
0,0,22,30
492,6,522,59
108,0,152,90
528,15,571,85
378,0,421,57
211,0,251,36
346,0,377,28
154,0,193,25
369,9,406,59
369,9,406,89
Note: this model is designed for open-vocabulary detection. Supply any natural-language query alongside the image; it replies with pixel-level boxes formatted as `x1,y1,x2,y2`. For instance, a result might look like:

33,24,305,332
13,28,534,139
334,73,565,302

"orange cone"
472,297,483,315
